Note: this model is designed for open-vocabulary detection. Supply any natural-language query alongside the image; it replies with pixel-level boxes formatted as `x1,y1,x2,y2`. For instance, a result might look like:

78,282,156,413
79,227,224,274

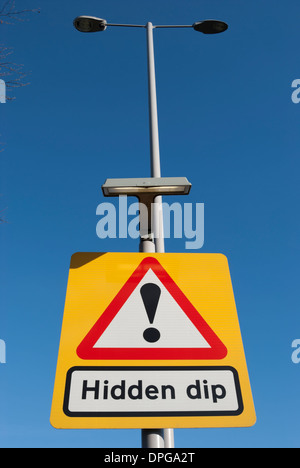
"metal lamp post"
73,15,228,449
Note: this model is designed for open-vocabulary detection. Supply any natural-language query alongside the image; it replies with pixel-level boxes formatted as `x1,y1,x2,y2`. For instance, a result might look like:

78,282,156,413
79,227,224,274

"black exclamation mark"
140,283,161,343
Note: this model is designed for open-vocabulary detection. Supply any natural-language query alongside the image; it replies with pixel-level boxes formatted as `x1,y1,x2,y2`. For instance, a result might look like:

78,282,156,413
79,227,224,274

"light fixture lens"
74,18,92,32
105,186,189,195
73,16,107,33
193,20,228,34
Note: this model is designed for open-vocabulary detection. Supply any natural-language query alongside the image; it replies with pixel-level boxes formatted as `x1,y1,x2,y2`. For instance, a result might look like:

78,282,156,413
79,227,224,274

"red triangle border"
77,257,228,360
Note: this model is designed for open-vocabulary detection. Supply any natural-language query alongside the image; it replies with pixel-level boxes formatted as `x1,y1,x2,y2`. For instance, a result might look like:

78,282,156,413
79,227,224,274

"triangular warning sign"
77,257,227,360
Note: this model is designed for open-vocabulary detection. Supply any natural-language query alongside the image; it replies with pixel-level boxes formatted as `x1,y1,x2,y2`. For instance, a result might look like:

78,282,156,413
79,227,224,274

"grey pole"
140,228,165,448
146,22,165,254
142,429,165,449
140,21,175,450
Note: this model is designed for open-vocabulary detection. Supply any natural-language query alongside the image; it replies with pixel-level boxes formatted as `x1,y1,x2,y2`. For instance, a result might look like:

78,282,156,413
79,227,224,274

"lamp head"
73,16,107,33
193,20,228,34
102,177,192,197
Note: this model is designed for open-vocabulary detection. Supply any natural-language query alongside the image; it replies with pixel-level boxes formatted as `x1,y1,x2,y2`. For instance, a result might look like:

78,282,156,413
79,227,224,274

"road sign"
51,252,256,429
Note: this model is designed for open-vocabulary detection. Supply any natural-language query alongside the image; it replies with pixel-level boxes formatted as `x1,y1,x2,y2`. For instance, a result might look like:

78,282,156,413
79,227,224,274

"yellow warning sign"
51,253,256,429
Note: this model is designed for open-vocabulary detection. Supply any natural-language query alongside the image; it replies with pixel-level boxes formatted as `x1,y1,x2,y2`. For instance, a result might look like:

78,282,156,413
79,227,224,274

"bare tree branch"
0,45,28,99
0,0,40,24
0,1,39,100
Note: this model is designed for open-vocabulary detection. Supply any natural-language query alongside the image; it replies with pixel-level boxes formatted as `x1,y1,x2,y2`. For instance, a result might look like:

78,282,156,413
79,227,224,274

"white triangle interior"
93,269,211,349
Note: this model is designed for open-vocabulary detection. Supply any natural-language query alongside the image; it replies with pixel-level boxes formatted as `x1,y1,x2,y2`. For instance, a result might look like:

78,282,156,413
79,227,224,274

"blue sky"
1,0,300,447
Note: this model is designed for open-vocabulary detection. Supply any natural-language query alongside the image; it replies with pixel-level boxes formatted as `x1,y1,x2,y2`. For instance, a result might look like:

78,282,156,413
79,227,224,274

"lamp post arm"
106,23,194,29
106,23,145,28
154,25,193,29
